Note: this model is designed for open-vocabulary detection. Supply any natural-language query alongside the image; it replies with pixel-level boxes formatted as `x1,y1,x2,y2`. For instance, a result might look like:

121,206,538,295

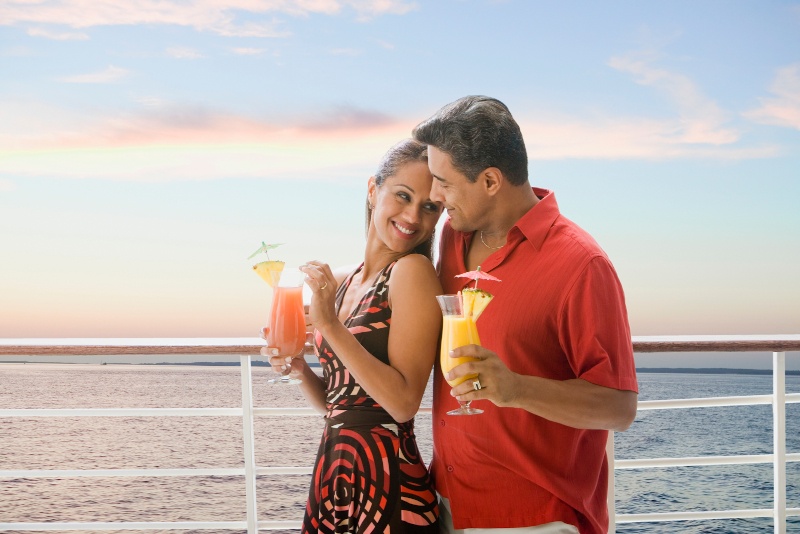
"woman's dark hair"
366,138,435,259
412,95,528,186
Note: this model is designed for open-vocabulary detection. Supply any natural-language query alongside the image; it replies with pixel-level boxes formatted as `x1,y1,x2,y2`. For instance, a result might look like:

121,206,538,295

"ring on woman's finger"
473,379,483,391
319,281,328,290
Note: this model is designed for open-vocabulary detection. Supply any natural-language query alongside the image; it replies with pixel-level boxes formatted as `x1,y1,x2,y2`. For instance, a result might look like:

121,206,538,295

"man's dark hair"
412,95,528,186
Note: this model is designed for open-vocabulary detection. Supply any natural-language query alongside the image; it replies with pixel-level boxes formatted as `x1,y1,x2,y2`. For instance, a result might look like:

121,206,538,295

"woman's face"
368,161,443,254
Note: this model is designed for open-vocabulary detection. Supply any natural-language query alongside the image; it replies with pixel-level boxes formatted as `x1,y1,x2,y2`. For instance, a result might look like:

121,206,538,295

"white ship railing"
1,335,799,533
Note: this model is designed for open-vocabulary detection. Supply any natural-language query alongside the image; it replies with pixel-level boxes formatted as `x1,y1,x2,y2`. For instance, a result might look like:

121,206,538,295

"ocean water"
1,363,799,533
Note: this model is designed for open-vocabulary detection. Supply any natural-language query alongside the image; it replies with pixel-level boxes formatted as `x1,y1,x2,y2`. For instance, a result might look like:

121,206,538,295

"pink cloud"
27,26,89,40
0,100,415,182
0,0,417,37
745,64,800,130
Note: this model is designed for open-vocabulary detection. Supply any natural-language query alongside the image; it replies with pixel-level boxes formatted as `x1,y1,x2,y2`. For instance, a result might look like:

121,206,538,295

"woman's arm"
303,255,442,423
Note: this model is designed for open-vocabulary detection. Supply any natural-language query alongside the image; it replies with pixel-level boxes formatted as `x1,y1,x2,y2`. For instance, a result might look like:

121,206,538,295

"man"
412,96,638,534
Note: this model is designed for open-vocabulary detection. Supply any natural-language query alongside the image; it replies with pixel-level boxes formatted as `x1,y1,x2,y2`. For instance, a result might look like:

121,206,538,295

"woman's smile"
392,220,417,238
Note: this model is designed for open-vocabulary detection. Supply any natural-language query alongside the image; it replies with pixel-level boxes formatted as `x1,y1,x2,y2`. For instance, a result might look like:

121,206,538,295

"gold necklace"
479,231,504,250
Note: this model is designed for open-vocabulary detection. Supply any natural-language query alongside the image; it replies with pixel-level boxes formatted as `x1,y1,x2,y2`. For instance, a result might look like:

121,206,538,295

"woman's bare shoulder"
391,254,440,294
394,253,436,275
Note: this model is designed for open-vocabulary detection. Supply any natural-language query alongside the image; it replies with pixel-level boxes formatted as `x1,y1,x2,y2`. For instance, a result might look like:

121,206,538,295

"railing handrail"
2,334,800,355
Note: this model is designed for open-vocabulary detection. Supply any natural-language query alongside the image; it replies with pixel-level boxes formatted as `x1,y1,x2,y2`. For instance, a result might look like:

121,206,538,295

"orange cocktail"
440,315,481,387
436,294,484,415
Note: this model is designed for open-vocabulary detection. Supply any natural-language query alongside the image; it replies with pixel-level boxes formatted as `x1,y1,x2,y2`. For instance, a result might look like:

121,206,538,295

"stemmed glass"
266,269,308,385
436,294,483,415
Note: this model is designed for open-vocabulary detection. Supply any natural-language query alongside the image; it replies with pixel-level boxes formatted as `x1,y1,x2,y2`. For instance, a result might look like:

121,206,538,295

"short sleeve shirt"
432,188,638,534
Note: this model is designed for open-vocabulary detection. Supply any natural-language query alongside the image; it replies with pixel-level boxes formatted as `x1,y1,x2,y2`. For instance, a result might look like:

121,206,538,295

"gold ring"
319,281,328,290
473,379,482,391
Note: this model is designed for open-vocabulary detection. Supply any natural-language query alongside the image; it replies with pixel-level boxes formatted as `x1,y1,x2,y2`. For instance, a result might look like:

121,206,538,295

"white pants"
439,496,580,534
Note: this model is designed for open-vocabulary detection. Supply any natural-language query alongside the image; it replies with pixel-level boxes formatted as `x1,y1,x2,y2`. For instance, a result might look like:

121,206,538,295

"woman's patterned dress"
302,260,439,534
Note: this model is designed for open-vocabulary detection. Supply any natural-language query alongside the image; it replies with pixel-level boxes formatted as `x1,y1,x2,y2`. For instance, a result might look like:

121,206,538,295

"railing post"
773,351,786,534
240,355,259,533
606,431,616,534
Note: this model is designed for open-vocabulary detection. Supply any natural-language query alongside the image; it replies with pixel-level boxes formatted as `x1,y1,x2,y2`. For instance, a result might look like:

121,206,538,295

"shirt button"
440,420,446,426
447,465,454,472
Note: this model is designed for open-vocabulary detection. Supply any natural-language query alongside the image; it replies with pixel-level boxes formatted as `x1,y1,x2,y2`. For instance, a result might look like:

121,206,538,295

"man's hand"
446,344,521,407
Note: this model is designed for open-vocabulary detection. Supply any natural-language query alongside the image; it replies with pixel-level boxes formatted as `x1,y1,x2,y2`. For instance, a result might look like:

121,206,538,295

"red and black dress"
302,260,439,534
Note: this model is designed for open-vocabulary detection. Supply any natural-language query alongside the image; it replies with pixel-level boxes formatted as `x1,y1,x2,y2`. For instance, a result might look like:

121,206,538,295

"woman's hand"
259,327,310,379
300,261,338,332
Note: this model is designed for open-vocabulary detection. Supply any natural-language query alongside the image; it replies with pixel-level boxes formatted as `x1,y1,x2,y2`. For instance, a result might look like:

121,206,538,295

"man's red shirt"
432,188,638,533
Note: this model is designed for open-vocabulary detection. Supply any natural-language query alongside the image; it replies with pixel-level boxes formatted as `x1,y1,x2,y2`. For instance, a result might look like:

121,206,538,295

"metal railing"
609,335,800,533
1,335,799,532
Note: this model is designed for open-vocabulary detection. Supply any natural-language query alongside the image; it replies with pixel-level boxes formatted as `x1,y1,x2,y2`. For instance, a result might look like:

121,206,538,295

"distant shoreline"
2,361,798,375
636,367,800,375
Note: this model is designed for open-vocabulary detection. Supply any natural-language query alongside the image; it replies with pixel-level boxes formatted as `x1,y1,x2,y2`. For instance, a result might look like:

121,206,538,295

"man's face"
427,145,485,232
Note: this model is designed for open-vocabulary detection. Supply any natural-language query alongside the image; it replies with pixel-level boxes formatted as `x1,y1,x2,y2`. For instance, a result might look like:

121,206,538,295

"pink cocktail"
268,285,306,355
267,276,307,385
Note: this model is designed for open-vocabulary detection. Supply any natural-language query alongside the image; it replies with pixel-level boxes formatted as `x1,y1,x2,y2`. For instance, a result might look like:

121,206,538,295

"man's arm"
500,373,637,431
446,345,638,431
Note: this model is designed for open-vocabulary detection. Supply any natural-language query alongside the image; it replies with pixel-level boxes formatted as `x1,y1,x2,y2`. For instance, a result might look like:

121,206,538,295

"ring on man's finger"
473,379,483,391
319,281,328,290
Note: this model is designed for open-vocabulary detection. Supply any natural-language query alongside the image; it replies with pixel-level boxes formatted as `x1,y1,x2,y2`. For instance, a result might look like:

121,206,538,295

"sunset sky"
1,1,799,367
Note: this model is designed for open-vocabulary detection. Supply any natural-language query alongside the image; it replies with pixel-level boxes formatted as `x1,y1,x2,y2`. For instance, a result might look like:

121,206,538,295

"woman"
263,138,444,533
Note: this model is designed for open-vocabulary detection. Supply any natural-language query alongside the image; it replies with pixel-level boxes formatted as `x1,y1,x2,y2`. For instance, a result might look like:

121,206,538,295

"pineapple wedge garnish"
253,260,285,287
461,288,493,320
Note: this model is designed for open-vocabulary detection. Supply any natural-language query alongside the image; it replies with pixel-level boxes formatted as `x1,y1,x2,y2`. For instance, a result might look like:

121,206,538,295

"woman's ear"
367,176,377,207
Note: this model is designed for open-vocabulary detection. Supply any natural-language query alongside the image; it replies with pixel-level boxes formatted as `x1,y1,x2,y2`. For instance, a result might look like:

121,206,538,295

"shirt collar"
452,187,559,271
509,187,559,251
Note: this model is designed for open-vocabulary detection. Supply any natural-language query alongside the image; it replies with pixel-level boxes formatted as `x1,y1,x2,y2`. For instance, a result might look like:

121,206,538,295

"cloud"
0,0,418,37
1,101,400,148
345,0,418,22
518,114,778,161
27,26,89,40
300,104,395,130
58,65,129,83
483,52,784,161
0,179,16,192
166,46,203,59
0,100,413,182
744,64,800,130
231,47,266,55
0,84,781,187
608,53,740,145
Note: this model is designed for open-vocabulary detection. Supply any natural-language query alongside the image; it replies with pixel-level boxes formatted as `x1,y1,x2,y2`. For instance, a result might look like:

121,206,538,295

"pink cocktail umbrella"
455,266,501,289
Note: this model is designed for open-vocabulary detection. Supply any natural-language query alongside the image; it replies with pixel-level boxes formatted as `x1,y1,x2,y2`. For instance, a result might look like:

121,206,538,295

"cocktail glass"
266,269,308,385
436,294,483,415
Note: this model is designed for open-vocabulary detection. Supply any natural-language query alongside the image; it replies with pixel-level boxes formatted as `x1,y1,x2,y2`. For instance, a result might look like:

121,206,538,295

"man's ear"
481,167,504,197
